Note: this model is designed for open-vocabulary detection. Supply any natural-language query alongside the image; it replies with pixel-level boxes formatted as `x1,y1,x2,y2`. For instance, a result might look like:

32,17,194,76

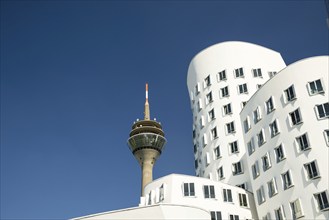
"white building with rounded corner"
240,56,329,220
187,41,286,189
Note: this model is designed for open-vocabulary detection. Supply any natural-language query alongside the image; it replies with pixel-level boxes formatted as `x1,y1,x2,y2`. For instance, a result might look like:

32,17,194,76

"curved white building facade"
187,41,286,189
141,174,258,220
240,56,329,220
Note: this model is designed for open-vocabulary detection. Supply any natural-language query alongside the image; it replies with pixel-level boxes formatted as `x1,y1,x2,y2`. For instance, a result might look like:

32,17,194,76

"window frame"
304,160,320,180
252,161,260,179
214,146,221,159
270,119,280,137
262,152,272,171
284,85,296,102
308,79,324,95
238,83,248,94
223,103,232,115
257,186,266,205
289,108,303,126
183,183,195,197
290,199,304,219
220,86,229,98
314,191,329,211
282,170,293,190
267,178,278,198
226,121,236,134
203,185,216,199
211,127,218,140
258,129,266,146
252,68,262,77
266,97,275,113
296,133,310,151
315,102,329,119
223,188,233,202
208,108,215,121
238,193,248,207
218,70,227,81
253,107,262,123
232,161,243,175
210,211,222,220
230,141,239,154
204,75,211,87
218,166,224,179
275,144,286,163
247,138,255,155
234,67,244,78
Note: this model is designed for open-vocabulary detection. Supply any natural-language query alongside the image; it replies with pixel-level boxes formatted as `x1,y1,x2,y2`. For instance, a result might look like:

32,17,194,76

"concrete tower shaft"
127,84,166,195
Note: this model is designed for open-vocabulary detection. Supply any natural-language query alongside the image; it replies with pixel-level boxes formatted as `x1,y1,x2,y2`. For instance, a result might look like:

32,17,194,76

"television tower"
128,84,167,195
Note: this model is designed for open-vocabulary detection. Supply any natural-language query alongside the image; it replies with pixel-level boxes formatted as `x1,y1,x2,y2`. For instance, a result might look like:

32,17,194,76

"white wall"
240,56,329,219
187,41,286,190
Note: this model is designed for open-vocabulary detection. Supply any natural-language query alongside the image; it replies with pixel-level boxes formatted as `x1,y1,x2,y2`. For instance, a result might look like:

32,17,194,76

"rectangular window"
223,189,233,202
258,129,266,146
304,160,320,179
296,133,310,151
325,130,329,146
226,121,235,134
274,206,285,220
262,152,271,171
316,102,329,119
238,83,248,94
308,79,324,95
253,107,262,123
183,183,195,197
218,166,224,179
243,116,251,133
290,108,302,125
284,85,296,102
234,67,244,78
232,161,243,175
230,141,239,153
197,99,203,111
208,108,215,121
282,170,293,190
211,211,222,220
221,86,229,98
206,91,213,104
200,116,205,128
204,185,215,198
275,144,285,162
159,184,165,202
218,70,227,81
257,84,262,89
193,143,198,154
267,178,278,197
202,133,207,147
205,75,211,87
194,159,198,169
270,120,279,137
223,103,232,115
268,71,277,78
257,186,266,205
236,183,247,190
211,127,218,139
247,138,255,155
266,97,275,113
290,199,303,219
214,146,221,159
314,191,329,211
229,215,239,220
239,193,248,207
205,153,210,166
252,161,260,179
253,68,262,77
195,83,200,95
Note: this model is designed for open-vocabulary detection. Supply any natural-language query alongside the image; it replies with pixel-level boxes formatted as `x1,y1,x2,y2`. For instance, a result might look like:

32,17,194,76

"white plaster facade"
141,174,258,220
187,41,286,189
240,56,329,220
71,203,210,220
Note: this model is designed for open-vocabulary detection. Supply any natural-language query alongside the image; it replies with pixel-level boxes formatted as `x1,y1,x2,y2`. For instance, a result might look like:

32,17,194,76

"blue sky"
1,1,328,219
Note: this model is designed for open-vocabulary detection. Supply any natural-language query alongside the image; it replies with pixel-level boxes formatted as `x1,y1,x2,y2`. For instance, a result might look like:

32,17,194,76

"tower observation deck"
127,84,166,195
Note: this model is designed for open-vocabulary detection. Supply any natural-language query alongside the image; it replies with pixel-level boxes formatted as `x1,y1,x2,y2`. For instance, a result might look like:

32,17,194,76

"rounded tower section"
240,56,329,219
187,41,286,189
128,84,167,195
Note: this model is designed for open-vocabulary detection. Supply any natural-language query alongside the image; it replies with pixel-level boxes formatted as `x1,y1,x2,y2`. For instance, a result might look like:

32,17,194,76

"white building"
187,42,329,220
187,41,286,190
240,56,329,220
72,41,328,220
